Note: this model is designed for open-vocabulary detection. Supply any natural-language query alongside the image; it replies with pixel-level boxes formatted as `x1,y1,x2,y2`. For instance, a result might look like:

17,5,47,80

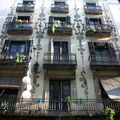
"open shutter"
88,42,95,55
49,16,54,24
88,42,96,61
2,40,11,53
66,16,71,25
61,42,68,55
85,17,89,25
108,43,116,58
25,40,31,54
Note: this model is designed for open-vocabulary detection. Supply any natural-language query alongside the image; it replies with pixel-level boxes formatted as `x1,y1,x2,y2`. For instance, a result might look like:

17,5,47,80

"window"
86,18,102,29
23,1,33,4
0,89,18,99
10,42,26,53
49,16,71,25
89,18,102,25
88,42,116,62
95,48,109,62
51,41,69,63
55,2,65,5
18,16,30,21
53,41,68,55
3,40,31,54
50,80,70,110
86,3,97,10
86,3,96,7
54,17,66,23
2,40,31,62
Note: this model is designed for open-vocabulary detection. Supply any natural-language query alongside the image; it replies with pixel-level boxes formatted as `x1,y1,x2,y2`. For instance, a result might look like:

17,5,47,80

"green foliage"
65,96,72,104
0,101,9,111
79,98,83,104
52,20,61,33
105,107,115,120
87,28,96,33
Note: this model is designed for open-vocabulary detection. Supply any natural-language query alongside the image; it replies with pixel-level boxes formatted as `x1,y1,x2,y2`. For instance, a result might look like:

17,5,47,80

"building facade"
0,0,120,119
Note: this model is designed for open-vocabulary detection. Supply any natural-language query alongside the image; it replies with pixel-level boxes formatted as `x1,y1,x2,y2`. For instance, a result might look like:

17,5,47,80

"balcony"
86,24,112,37
0,76,21,89
7,21,33,35
0,53,29,73
84,5,103,15
90,54,120,70
16,3,35,12
43,53,77,79
43,53,77,69
51,4,69,13
47,23,72,36
0,99,120,116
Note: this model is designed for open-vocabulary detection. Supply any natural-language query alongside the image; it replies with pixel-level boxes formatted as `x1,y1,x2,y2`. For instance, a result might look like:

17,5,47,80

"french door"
53,41,68,63
49,80,70,110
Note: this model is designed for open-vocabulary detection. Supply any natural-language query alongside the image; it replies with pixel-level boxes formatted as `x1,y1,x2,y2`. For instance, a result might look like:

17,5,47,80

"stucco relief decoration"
32,0,46,89
35,1,46,61
74,0,88,99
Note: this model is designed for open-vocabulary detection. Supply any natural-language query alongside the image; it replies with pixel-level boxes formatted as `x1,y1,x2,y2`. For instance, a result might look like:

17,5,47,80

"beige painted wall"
0,0,120,100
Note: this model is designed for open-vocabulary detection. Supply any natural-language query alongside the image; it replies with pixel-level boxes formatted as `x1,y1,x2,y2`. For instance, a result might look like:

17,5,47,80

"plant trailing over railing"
65,96,72,110
105,107,115,120
0,101,9,112
87,28,96,34
52,20,61,33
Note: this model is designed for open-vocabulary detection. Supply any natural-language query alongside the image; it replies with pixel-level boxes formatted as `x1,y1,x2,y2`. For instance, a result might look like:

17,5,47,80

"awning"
100,77,120,100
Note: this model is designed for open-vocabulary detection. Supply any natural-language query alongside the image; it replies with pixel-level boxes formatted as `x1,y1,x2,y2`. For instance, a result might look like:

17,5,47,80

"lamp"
27,84,32,91
22,90,31,99
22,76,31,84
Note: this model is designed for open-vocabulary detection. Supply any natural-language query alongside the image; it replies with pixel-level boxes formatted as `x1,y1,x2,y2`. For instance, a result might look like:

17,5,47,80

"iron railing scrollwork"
43,53,77,65
0,98,120,116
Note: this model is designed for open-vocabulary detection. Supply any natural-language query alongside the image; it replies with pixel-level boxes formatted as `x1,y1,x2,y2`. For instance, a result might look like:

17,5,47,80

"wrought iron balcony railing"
47,23,72,36
90,54,120,70
51,4,69,13
84,5,103,15
43,53,77,68
0,98,120,116
86,24,112,37
7,22,33,35
0,53,28,65
16,3,35,12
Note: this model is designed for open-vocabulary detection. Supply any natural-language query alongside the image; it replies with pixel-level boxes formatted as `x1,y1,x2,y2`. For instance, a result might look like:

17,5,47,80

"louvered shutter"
88,42,95,54
49,16,54,24
108,43,116,62
2,40,11,53
88,42,96,61
66,16,71,25
85,17,89,25
25,40,31,54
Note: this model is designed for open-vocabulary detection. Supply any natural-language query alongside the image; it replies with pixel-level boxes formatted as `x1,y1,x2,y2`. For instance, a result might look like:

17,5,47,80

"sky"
108,0,120,35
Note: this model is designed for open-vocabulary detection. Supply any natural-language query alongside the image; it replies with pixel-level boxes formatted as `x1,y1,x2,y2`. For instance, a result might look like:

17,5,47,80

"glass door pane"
49,80,70,110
